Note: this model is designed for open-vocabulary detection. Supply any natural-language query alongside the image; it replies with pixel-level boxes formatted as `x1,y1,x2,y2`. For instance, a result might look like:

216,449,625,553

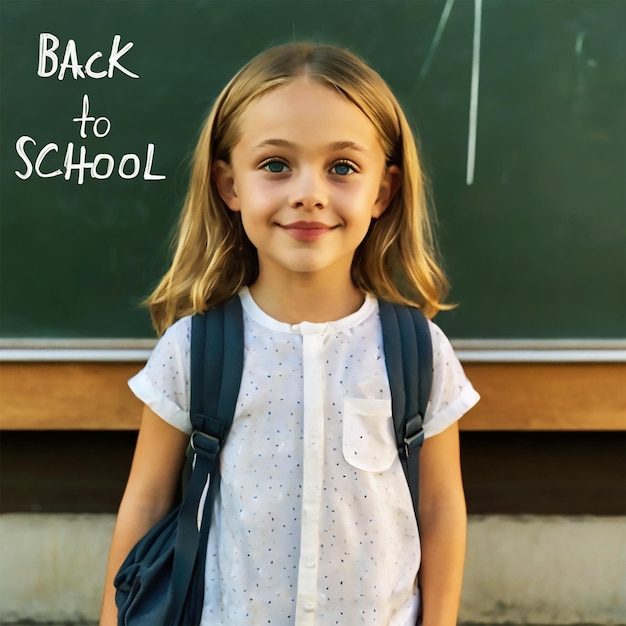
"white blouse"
129,288,479,625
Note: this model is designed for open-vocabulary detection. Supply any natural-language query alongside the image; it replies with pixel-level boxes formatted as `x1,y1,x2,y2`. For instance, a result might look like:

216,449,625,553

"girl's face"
214,78,400,288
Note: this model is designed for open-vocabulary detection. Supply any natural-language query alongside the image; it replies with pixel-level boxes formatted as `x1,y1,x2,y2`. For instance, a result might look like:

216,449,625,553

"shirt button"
304,601,315,612
306,559,315,568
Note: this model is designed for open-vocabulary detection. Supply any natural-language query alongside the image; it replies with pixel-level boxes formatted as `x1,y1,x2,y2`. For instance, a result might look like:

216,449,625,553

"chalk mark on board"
466,0,482,185
419,0,456,80
575,31,586,57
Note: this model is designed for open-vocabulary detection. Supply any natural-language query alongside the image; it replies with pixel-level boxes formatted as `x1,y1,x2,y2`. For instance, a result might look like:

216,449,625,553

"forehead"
235,78,382,152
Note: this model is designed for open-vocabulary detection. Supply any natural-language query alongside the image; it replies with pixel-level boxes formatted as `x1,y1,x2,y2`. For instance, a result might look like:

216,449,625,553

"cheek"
238,212,264,249
338,182,381,216
237,174,282,205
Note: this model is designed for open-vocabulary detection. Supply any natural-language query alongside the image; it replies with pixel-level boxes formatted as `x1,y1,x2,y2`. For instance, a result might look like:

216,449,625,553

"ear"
372,165,402,218
212,160,240,212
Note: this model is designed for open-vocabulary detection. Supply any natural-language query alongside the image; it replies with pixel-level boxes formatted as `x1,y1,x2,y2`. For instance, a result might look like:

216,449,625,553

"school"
1,1,625,625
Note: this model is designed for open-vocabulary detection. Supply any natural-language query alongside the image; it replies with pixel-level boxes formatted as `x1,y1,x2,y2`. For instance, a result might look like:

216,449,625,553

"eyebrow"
253,138,371,155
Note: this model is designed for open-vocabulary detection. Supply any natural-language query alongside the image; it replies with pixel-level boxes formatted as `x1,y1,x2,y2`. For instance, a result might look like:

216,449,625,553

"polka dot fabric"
128,288,479,625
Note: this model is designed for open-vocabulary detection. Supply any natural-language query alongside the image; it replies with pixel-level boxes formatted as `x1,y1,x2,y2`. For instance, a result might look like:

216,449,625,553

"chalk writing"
466,0,482,186
37,33,139,80
419,0,455,80
419,0,482,185
15,138,164,185
73,95,111,138
15,33,164,184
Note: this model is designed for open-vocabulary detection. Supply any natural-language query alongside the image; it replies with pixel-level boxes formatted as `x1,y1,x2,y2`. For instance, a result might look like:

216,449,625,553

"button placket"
295,327,326,624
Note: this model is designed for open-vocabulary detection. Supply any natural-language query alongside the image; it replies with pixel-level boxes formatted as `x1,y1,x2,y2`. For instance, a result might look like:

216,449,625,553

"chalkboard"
1,0,624,341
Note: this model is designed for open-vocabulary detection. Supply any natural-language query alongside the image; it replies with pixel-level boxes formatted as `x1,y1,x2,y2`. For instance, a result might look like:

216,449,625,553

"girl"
100,42,479,626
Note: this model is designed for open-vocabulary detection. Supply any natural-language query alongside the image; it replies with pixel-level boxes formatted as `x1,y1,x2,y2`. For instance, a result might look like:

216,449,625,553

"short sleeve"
127,316,193,434
422,320,480,438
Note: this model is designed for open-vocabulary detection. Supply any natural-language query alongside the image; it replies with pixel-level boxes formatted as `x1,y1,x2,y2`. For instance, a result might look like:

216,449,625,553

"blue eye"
262,160,288,173
331,162,356,176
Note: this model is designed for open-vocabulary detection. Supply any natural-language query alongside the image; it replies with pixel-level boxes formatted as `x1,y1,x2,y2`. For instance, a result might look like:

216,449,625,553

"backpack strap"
378,300,433,523
166,296,244,623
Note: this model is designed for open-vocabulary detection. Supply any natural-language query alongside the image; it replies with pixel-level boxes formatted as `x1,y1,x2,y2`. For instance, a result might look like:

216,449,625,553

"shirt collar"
238,287,378,335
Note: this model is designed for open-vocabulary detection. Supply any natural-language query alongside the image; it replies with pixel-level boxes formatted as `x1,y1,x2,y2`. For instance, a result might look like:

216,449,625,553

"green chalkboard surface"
1,0,624,340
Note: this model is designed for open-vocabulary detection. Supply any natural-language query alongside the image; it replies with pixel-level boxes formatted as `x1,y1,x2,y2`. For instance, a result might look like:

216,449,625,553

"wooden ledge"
0,362,624,431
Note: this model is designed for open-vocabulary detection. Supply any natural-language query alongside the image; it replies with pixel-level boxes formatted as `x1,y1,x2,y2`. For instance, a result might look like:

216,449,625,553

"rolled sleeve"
127,316,192,434
423,321,480,438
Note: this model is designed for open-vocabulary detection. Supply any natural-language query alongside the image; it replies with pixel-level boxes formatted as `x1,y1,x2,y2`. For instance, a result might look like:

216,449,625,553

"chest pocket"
342,398,397,472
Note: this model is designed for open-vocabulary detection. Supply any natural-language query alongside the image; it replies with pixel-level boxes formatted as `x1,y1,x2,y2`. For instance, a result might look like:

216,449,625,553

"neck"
249,274,365,324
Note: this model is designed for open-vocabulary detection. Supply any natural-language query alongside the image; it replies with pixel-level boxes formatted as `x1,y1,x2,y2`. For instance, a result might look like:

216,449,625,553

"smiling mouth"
280,221,338,242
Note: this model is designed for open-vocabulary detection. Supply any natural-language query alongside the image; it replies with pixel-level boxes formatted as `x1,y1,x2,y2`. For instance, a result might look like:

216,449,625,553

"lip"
280,221,337,242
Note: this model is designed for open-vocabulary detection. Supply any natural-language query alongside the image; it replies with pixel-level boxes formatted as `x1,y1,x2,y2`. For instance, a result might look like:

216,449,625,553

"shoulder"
127,315,194,433
427,318,456,361
375,300,453,357
144,315,193,373
423,318,480,437
160,314,193,345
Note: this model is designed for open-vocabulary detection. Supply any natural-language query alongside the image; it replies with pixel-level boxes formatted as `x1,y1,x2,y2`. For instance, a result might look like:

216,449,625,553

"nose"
288,169,327,210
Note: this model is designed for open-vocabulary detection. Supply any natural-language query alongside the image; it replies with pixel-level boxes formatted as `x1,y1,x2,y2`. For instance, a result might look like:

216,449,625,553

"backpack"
114,295,432,626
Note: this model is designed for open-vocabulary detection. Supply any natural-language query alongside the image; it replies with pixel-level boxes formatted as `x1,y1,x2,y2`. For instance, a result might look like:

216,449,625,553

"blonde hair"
147,42,450,335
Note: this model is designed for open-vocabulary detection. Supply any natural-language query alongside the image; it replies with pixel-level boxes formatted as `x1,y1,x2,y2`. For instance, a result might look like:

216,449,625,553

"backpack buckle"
190,430,221,460
403,414,425,459
403,429,425,459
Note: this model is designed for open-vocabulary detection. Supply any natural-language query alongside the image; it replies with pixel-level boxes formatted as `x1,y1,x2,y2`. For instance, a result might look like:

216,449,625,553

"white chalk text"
16,34,165,183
